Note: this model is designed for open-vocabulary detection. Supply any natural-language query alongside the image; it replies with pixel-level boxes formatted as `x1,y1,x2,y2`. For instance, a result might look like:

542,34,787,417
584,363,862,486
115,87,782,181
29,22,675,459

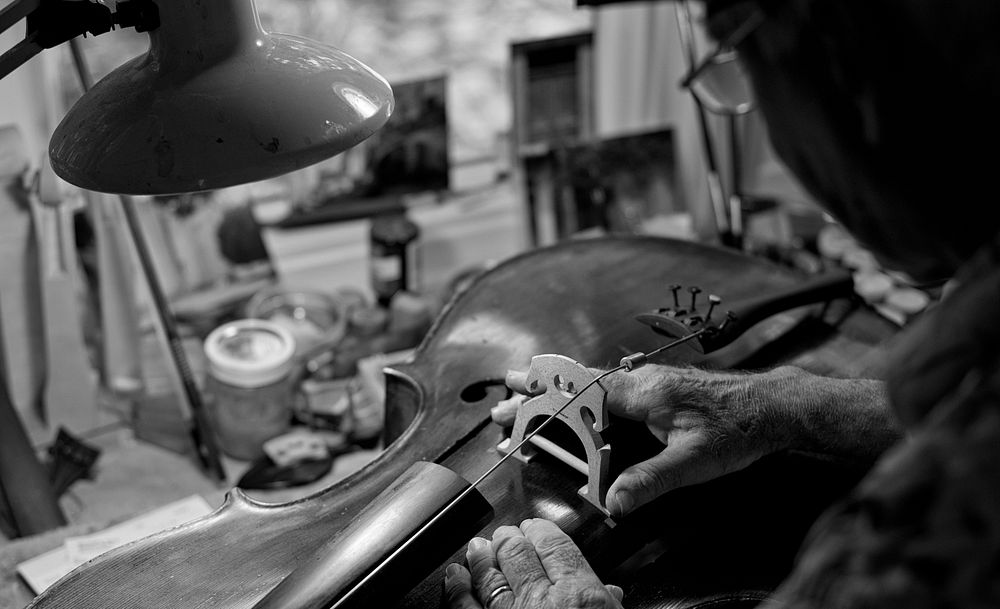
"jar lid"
204,319,297,388
853,271,894,303
884,287,931,316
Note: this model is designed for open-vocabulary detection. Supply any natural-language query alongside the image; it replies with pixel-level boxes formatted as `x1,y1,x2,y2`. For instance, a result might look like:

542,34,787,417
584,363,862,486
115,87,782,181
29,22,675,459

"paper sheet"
17,494,214,594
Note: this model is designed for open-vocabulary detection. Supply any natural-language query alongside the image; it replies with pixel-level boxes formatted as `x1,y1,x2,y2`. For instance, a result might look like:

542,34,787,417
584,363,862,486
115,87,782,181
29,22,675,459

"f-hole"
460,380,513,404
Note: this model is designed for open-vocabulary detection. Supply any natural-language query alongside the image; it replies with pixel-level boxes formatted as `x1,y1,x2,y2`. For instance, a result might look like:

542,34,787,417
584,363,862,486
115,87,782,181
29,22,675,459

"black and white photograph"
0,1,996,608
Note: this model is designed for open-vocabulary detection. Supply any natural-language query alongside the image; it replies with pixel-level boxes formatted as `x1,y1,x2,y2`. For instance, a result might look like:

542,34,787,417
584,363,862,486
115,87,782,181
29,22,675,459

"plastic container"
203,319,297,460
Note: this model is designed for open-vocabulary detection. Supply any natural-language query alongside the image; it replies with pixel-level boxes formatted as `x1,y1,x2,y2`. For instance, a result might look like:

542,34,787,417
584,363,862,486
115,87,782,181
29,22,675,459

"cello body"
28,237,885,609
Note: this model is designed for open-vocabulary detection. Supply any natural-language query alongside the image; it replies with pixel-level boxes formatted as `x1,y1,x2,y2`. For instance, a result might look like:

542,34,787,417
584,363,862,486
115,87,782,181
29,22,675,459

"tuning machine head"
634,285,735,354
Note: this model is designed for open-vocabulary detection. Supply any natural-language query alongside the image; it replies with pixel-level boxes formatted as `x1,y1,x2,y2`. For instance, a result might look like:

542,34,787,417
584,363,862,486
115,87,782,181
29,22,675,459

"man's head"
705,0,1000,283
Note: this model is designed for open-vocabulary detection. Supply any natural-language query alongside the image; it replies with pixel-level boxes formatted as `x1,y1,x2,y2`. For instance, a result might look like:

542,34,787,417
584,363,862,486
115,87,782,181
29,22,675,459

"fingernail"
468,537,488,552
608,490,634,517
606,584,625,602
445,563,462,579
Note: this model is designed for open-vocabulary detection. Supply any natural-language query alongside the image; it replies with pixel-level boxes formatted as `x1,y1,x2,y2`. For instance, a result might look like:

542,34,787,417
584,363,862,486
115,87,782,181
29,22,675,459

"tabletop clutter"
198,213,434,488
199,284,434,487
816,221,936,325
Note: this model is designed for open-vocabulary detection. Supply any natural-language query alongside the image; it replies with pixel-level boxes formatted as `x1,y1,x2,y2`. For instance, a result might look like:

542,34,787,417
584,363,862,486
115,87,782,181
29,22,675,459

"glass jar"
203,319,297,460
244,288,347,356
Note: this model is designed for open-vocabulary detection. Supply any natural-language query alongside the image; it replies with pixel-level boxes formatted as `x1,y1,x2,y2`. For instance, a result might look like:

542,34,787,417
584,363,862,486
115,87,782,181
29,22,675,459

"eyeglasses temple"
679,7,766,89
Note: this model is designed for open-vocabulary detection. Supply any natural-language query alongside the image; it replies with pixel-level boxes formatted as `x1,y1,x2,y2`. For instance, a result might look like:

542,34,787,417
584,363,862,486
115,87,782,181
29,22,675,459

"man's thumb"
605,436,706,517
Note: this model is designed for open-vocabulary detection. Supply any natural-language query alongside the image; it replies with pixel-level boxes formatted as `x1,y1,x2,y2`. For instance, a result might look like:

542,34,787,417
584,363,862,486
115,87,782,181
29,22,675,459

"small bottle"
369,213,419,308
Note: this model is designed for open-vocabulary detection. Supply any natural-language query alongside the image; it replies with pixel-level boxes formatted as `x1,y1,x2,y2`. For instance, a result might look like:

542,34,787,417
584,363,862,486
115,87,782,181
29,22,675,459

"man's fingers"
465,537,513,608
443,563,483,609
492,525,550,597
490,395,524,427
592,366,661,421
519,519,597,582
605,584,624,603
605,433,712,517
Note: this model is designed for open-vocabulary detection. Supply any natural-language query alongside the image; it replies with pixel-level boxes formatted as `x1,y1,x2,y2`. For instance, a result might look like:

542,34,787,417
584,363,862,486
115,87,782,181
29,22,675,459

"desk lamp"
2,0,394,194
0,0,394,487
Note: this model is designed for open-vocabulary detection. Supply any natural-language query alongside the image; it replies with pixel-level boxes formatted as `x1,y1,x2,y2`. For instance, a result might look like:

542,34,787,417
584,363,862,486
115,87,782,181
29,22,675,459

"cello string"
327,329,706,608
643,328,705,361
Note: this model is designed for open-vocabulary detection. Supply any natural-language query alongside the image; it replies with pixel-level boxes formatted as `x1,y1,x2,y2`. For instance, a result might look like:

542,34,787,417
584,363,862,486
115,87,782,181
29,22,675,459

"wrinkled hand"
492,364,800,518
444,518,623,609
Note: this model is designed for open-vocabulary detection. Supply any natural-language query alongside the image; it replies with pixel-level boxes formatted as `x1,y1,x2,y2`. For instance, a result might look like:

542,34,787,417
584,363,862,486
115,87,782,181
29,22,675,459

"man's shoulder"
769,383,1000,608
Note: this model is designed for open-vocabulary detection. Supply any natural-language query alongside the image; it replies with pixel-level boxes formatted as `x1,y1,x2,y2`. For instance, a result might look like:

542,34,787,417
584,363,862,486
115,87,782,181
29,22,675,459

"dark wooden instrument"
28,237,886,609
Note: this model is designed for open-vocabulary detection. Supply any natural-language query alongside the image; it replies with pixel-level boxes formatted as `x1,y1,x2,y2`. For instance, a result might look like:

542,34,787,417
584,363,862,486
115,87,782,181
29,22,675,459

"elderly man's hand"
492,364,894,518
444,519,623,609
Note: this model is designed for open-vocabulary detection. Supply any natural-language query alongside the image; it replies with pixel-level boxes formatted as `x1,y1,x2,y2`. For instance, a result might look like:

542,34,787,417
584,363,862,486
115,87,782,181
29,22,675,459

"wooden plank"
0,124,46,432
29,159,102,434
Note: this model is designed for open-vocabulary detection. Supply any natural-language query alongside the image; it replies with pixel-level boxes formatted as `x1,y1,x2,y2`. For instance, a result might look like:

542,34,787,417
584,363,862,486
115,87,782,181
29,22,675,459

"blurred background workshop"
0,0,940,608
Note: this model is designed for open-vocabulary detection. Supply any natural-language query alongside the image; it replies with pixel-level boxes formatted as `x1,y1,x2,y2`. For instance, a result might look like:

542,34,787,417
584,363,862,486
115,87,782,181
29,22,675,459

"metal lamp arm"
0,0,39,36
0,0,158,81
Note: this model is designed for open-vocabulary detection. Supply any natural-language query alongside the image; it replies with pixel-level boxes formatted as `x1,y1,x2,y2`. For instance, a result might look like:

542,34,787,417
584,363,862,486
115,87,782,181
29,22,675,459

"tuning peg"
719,311,737,330
688,286,702,311
669,284,681,308
705,295,721,323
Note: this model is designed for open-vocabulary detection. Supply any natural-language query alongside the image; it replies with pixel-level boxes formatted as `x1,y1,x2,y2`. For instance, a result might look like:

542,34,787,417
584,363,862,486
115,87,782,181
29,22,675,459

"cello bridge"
497,354,611,515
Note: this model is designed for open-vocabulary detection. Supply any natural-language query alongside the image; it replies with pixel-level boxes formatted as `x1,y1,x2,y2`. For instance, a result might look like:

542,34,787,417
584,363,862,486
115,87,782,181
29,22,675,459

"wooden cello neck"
635,268,856,354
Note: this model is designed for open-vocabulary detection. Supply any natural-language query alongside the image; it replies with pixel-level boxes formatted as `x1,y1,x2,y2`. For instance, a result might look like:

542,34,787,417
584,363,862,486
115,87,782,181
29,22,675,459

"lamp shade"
49,0,393,195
